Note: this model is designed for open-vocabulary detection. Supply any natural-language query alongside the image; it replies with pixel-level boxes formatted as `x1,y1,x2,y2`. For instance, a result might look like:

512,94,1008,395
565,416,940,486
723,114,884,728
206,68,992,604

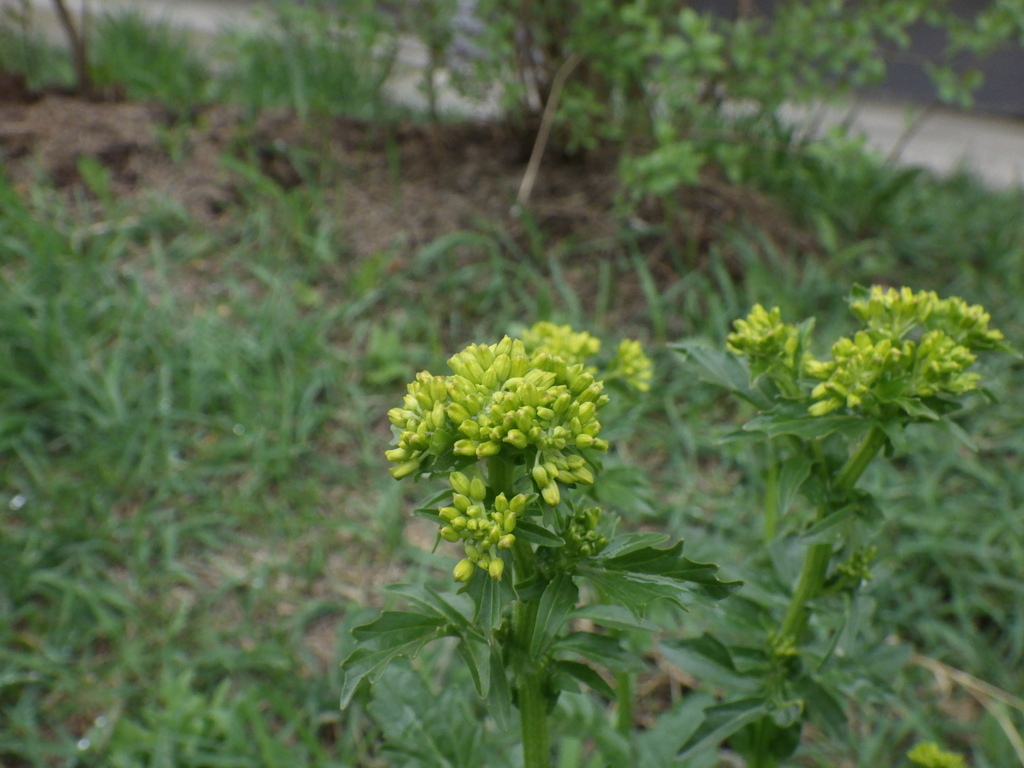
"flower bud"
504,429,528,449
469,476,487,501
447,403,472,423
532,465,549,487
510,354,530,378
493,353,511,381
449,471,472,496
495,336,513,357
573,467,594,485
476,441,501,458
439,506,459,522
575,434,595,449
509,494,527,515
385,447,410,462
439,526,460,542
453,439,477,456
390,460,420,480
488,558,505,580
541,483,561,506
453,558,475,582
493,493,509,514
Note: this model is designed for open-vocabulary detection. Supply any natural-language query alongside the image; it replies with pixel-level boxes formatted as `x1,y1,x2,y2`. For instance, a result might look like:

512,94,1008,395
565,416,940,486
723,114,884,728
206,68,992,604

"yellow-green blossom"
851,286,1006,351
907,742,966,768
521,322,601,367
727,304,807,396
850,286,938,340
806,287,1000,417
386,331,618,580
562,506,608,558
607,339,654,392
440,471,527,582
386,336,609,484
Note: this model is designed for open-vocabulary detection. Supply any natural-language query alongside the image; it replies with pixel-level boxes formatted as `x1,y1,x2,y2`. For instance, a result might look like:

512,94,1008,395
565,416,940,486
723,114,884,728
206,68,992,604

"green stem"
779,426,887,641
763,441,779,541
514,574,551,767
779,540,832,640
615,672,633,736
496,455,551,767
518,661,552,768
833,425,887,493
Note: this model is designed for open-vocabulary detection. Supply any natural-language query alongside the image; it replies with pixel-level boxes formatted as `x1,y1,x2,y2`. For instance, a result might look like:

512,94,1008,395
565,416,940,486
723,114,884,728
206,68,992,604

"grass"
1,5,1024,767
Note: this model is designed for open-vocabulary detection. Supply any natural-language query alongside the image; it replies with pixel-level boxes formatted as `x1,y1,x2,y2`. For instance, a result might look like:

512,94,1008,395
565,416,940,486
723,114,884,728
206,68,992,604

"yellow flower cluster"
850,286,1005,351
522,322,654,392
520,321,601,366
608,339,654,392
805,330,979,416
727,287,1006,418
386,324,650,581
441,471,527,581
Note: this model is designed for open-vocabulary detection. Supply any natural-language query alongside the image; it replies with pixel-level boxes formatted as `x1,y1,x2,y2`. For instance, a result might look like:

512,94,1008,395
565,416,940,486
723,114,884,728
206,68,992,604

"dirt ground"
0,65,807,273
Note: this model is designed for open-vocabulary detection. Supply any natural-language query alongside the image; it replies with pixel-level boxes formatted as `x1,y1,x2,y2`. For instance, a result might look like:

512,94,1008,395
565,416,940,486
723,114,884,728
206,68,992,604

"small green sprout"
907,742,967,768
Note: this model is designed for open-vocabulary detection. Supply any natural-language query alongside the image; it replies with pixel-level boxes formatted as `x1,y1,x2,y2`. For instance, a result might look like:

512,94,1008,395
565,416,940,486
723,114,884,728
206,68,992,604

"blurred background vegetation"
0,1,1023,766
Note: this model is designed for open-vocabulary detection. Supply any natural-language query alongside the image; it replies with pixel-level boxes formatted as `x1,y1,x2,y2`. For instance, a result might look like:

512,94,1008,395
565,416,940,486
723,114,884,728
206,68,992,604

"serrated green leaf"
792,675,846,737
553,632,647,673
351,611,448,642
455,636,491,699
659,635,761,693
744,410,864,440
530,572,579,659
776,454,813,519
635,693,714,766
384,584,480,638
593,540,741,599
677,698,771,760
895,397,941,421
514,519,565,547
567,604,657,633
459,563,516,635
672,341,770,408
339,612,447,708
552,660,616,699
486,645,513,730
599,532,669,559
579,542,741,619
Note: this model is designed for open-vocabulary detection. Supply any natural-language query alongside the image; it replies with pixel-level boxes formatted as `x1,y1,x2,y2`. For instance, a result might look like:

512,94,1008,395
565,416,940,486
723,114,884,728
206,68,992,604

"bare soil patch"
0,67,809,273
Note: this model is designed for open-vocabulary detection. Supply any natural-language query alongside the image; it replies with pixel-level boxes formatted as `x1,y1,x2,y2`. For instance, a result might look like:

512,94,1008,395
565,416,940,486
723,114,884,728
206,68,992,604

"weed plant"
1,3,1023,766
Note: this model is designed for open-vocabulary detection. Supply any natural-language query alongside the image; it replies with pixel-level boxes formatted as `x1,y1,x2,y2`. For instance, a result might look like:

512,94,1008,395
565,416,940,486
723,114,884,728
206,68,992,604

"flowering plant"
673,286,1010,766
342,290,1008,766
341,323,735,767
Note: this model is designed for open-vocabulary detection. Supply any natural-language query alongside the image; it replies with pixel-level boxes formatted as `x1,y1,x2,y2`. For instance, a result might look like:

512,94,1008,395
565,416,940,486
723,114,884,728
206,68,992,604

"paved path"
16,0,1024,189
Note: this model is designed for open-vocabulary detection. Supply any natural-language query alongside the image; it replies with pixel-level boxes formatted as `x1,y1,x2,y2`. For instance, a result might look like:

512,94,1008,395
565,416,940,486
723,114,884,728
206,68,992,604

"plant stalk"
615,672,633,736
512,555,551,767
494,454,552,767
518,659,552,768
779,426,887,640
